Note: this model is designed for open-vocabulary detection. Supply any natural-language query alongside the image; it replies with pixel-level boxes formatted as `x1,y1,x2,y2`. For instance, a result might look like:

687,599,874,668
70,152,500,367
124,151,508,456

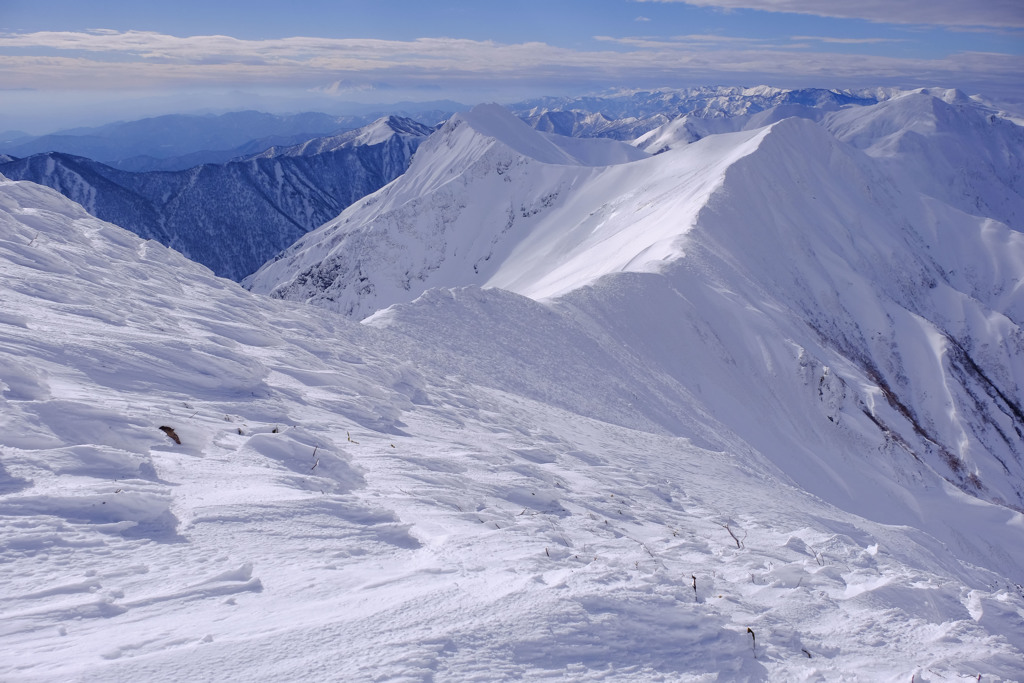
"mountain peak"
440,103,649,167
448,103,582,165
241,115,432,160
350,115,434,147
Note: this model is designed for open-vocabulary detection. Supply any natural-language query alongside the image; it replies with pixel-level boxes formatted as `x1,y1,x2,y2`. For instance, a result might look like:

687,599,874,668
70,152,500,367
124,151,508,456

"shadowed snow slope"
3,98,1024,681
365,115,1024,553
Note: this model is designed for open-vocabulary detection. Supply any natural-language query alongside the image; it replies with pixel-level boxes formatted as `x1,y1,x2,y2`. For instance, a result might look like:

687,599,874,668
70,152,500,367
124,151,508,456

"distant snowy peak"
516,86,887,152
632,114,751,154
353,115,435,145
826,90,1024,231
513,86,878,134
244,115,433,159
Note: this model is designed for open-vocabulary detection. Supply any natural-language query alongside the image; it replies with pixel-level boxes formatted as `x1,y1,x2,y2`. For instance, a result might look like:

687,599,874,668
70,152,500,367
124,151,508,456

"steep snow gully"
3,89,1024,681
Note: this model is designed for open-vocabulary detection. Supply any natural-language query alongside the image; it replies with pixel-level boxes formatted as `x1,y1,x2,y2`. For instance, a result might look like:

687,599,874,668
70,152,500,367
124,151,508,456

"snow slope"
3,174,1024,681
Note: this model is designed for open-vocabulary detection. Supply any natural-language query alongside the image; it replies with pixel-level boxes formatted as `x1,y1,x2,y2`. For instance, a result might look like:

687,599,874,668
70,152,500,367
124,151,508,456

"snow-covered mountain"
632,87,1024,228
245,104,652,315
3,159,1024,680
826,88,1024,232
0,116,433,280
249,100,1024,524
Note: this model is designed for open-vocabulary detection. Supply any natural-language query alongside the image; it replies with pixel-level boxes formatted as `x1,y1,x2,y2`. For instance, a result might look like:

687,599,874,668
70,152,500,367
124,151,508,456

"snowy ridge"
3,175,1024,679
245,104,651,317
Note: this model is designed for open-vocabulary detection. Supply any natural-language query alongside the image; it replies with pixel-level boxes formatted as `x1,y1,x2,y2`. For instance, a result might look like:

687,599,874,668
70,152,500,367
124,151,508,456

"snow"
825,90,1024,231
4,90,1024,681
248,100,1024,518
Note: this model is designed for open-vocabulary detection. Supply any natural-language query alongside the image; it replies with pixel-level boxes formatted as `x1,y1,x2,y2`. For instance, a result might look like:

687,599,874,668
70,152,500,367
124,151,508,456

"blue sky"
0,0,1021,132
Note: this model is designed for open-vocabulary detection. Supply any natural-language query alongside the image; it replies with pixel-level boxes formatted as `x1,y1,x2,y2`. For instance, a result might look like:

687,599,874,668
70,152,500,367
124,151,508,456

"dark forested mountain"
0,116,433,279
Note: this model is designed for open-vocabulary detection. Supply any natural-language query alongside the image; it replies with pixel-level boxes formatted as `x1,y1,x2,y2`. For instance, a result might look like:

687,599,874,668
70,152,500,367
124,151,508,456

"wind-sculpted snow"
0,116,432,280
3,174,1024,680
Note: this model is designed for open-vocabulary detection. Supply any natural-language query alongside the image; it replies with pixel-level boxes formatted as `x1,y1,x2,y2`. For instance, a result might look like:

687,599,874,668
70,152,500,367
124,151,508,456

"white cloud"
635,16,652,22
633,0,1024,28
0,29,1018,104
596,34,780,47
790,36,907,45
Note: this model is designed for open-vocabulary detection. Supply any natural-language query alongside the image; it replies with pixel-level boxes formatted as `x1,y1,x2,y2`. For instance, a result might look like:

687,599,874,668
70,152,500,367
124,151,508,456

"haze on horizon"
0,0,1021,134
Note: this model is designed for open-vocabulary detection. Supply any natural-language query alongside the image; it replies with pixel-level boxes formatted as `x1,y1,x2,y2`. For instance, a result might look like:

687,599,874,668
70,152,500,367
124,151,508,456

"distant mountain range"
3,86,1019,285
510,86,881,140
0,116,434,279
0,107,457,172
